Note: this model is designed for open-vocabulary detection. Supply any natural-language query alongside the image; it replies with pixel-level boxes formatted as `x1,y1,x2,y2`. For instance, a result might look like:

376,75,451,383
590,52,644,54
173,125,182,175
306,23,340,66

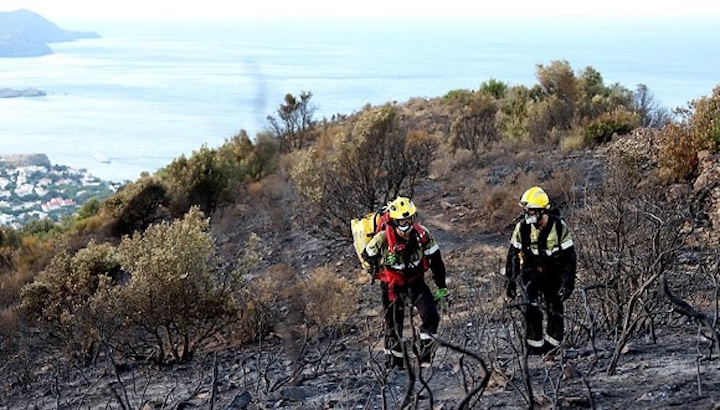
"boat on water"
92,152,111,164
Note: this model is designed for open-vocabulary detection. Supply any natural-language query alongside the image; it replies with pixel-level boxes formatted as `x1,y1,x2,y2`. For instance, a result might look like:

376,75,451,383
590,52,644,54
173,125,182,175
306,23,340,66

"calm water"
1,17,718,182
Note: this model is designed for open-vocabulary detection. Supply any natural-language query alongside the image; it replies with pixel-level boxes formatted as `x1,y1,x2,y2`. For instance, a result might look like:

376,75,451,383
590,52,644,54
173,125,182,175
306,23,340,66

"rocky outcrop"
0,9,100,57
606,127,661,169
608,129,720,244
0,153,52,168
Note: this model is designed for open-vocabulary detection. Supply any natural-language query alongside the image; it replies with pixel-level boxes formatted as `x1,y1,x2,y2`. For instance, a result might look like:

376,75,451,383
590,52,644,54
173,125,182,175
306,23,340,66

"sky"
2,0,720,22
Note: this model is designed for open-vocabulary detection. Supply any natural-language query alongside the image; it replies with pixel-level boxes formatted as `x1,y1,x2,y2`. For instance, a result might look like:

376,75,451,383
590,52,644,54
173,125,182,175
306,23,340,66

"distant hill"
0,9,100,57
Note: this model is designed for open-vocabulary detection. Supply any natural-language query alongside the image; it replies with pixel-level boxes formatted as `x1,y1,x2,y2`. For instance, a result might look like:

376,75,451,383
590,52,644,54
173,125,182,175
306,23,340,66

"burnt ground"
3,150,720,409
4,221,719,410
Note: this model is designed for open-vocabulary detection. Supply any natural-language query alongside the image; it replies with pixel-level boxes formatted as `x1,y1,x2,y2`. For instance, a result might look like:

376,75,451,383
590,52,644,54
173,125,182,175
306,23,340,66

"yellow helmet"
388,196,417,220
520,186,550,209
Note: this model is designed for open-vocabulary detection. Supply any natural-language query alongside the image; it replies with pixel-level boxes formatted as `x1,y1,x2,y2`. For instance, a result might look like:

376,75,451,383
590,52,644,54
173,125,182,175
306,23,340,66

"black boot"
385,353,404,369
527,343,549,356
418,338,435,367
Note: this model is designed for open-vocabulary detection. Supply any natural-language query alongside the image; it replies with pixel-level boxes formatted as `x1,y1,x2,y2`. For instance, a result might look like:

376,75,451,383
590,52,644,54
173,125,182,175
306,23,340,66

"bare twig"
209,352,218,410
662,273,720,353
427,335,490,410
580,375,596,409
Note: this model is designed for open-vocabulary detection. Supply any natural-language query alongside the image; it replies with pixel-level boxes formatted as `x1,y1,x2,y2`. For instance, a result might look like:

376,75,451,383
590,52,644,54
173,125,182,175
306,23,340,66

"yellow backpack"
350,210,388,272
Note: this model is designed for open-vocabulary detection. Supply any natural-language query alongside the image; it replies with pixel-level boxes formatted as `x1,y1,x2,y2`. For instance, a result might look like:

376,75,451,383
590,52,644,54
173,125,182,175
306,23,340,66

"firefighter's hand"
368,259,379,275
386,254,398,265
558,284,572,302
506,282,517,299
433,288,448,302
434,288,449,309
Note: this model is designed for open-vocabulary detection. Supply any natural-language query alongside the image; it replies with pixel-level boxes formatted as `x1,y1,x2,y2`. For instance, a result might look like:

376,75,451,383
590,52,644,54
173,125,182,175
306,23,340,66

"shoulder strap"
373,210,388,233
520,222,531,251
540,215,563,254
384,222,400,253
554,216,563,243
520,215,562,254
537,220,551,255
413,223,430,245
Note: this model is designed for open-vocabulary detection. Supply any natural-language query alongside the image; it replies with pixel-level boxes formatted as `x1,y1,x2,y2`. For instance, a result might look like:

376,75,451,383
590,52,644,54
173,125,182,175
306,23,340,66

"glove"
506,281,517,299
386,254,398,265
433,288,448,302
558,283,573,302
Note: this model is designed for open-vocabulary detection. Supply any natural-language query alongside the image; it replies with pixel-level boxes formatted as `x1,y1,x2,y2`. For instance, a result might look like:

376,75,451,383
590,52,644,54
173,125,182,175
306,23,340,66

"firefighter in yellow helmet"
505,186,577,355
361,196,448,369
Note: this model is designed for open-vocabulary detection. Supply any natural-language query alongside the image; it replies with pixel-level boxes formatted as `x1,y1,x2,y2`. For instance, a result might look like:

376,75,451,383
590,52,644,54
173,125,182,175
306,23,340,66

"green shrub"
102,175,171,238
657,86,720,182
290,104,439,239
583,108,641,145
689,85,720,148
496,85,531,142
449,93,499,156
441,89,474,105
159,132,280,217
116,207,236,363
160,145,228,216
76,198,102,220
20,241,120,363
479,78,508,99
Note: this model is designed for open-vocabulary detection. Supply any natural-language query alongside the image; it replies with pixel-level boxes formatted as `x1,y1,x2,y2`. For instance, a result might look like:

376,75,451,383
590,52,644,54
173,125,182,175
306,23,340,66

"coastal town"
0,154,119,228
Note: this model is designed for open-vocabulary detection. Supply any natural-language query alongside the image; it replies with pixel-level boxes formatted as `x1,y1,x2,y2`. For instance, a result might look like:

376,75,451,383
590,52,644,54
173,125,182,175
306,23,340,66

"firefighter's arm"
505,246,521,299
558,245,577,300
505,224,523,299
506,245,522,280
360,248,379,275
422,229,447,289
557,222,577,301
427,250,447,289
361,231,386,275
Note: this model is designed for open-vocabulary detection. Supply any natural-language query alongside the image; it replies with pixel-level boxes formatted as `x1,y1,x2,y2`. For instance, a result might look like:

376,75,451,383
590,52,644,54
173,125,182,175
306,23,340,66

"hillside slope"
4,142,720,409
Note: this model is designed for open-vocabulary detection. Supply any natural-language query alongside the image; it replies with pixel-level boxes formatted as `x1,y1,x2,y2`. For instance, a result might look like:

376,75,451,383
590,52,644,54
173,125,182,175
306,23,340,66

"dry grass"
301,265,359,332
0,268,35,309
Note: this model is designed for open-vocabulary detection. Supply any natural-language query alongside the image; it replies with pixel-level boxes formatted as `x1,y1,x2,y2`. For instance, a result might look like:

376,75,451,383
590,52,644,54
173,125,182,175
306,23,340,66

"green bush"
657,86,720,182
159,132,280,217
441,89,474,105
116,207,236,363
290,104,438,238
449,92,499,156
102,175,171,238
497,85,531,142
160,145,228,216
479,78,508,99
689,85,720,147
583,108,641,145
20,241,120,363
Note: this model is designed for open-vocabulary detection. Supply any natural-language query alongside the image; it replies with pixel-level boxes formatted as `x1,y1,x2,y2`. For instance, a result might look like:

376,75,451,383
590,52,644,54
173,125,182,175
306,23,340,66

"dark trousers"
381,280,439,354
522,270,564,346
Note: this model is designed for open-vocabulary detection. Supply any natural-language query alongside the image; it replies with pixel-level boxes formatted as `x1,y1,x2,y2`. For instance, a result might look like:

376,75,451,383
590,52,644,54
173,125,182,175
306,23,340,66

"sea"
1,16,718,182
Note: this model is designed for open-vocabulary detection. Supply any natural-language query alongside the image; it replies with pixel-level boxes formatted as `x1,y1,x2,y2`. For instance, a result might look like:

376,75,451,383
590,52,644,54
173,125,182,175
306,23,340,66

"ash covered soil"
4,153,720,410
